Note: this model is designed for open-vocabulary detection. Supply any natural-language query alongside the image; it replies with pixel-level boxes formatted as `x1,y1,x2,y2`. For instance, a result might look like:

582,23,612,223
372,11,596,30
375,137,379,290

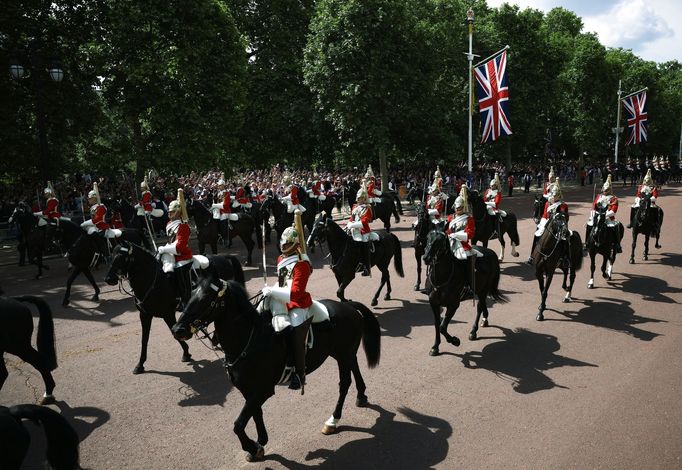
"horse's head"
467,190,485,218
413,202,431,233
533,195,546,224
423,230,449,265
104,243,153,285
172,274,228,341
307,212,331,249
548,210,569,240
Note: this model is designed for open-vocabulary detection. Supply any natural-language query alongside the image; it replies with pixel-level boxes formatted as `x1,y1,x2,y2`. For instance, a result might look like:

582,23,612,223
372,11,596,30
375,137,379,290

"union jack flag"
622,90,648,145
474,50,512,143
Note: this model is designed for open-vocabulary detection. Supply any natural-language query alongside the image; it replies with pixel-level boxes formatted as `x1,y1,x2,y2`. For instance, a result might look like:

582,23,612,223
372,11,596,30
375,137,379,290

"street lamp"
8,53,64,185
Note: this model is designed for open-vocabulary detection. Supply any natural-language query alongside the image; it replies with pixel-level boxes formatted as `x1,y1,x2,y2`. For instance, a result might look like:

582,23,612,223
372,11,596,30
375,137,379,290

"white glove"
454,231,468,242
605,210,615,218
485,201,497,208
651,196,656,203
261,286,272,297
269,286,291,302
347,221,363,230
211,203,223,210
375,189,382,196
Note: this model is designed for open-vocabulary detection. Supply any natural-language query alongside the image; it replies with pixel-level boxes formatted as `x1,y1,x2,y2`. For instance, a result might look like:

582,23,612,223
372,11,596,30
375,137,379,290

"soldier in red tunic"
80,183,111,259
346,183,378,276
585,174,622,252
365,165,382,203
33,181,62,226
426,168,445,224
282,173,305,213
157,189,193,309
261,220,314,392
445,186,479,291
627,169,659,229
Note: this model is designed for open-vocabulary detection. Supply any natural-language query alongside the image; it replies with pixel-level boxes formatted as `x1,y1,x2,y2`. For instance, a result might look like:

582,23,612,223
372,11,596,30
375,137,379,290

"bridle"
424,231,455,291
538,212,568,260
113,246,159,312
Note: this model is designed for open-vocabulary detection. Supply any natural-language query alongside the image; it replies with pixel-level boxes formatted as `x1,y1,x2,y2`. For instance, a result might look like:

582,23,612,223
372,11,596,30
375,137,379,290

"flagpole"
473,45,511,68
621,87,648,101
678,122,682,161
466,8,475,174
614,80,622,164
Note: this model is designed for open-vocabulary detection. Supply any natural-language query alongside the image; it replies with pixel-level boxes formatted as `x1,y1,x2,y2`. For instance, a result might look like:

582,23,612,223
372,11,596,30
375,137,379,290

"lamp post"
9,52,64,185
465,7,475,173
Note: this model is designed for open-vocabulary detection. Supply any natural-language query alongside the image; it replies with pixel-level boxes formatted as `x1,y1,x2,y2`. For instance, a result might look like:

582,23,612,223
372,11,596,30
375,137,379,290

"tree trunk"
379,146,389,192
133,118,144,185
505,140,512,171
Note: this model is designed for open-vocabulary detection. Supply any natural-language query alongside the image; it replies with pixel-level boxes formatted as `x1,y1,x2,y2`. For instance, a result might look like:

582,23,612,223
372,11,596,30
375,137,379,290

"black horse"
8,202,55,279
186,198,256,265
104,243,245,374
0,296,57,405
629,193,663,264
586,206,624,288
371,194,402,232
532,211,583,321
468,190,520,261
171,277,381,462
411,202,439,291
307,213,404,307
62,220,146,307
532,194,547,224
272,194,317,245
422,231,504,355
0,404,79,470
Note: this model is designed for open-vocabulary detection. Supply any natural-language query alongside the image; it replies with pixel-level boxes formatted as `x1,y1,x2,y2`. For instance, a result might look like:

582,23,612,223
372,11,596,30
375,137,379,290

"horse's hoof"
480,318,489,327
629,258,634,264
356,395,368,407
608,275,612,281
655,244,661,249
448,336,460,347
587,283,593,289
643,256,648,261
383,294,390,301
602,272,609,279
429,347,440,356
40,394,56,405
91,294,100,302
536,313,545,321
563,297,571,303
181,353,192,363
321,424,337,435
469,332,477,341
414,285,420,291
245,445,265,462
132,365,145,374
371,299,378,307
62,299,69,308
512,252,519,258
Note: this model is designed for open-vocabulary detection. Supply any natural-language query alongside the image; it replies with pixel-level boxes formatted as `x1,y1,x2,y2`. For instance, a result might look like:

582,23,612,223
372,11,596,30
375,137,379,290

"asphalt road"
2,182,681,469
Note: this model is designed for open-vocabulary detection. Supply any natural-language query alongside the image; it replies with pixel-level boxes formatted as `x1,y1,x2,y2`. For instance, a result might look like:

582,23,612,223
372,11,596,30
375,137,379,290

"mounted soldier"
346,182,378,276
157,189,193,310
586,174,622,252
282,173,305,213
426,167,446,224
365,165,382,203
80,183,120,262
260,211,318,393
542,166,556,199
529,177,569,263
445,186,481,293
233,183,253,213
210,182,238,233
307,173,327,202
483,172,507,241
33,181,64,227
628,169,659,229
135,175,164,233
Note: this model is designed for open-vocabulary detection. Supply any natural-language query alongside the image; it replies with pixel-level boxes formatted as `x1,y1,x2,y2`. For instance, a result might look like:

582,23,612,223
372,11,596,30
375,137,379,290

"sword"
135,176,157,251
262,220,267,286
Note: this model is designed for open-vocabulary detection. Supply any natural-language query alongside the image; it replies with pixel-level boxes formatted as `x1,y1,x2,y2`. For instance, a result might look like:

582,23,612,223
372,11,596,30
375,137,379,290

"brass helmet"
356,181,369,203
454,186,469,213
642,169,654,186
44,181,55,195
602,174,612,194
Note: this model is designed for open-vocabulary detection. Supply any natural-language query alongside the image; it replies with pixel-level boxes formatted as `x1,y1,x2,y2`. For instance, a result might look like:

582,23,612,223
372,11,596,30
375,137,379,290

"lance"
137,172,158,251
262,220,267,286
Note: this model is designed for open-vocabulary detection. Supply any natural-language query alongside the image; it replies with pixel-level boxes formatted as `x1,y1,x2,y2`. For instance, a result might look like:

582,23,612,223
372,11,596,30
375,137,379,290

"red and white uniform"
232,187,252,210
159,220,193,273
212,191,238,221
91,203,110,231
140,190,153,212
446,213,476,260
35,197,62,220
264,253,318,332
283,185,305,213
483,188,502,215
111,212,124,229
426,193,445,221
347,203,373,241
367,179,382,202
309,180,326,200
535,200,568,237
634,184,658,207
588,193,618,227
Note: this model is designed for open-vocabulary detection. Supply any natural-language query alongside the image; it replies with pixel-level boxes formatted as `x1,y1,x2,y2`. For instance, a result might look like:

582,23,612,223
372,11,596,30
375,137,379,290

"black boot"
584,226,591,251
612,227,623,253
176,264,192,311
496,216,503,242
362,242,371,276
288,320,311,394
626,207,635,228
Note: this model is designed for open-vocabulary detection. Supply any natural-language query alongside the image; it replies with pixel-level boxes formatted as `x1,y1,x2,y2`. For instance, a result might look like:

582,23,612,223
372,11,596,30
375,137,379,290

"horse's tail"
571,232,584,271
348,301,381,368
506,213,520,246
9,404,80,470
13,296,57,371
390,233,404,277
230,255,245,286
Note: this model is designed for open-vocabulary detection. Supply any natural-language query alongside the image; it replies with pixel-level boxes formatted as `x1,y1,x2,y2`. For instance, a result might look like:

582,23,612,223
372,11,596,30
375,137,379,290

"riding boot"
626,207,635,228
465,255,477,299
288,320,311,395
176,264,192,311
362,242,371,277
584,226,591,251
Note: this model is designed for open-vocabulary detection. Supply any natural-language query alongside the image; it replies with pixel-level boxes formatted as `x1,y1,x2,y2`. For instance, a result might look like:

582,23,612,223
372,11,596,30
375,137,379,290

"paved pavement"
2,183,681,469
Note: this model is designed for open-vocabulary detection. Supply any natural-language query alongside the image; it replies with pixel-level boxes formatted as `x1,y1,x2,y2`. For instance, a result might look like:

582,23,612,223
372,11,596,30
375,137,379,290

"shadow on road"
553,297,664,341
374,300,462,339
459,326,597,394
657,252,682,269
615,272,682,304
53,400,111,443
147,359,232,407
266,403,451,469
501,262,536,282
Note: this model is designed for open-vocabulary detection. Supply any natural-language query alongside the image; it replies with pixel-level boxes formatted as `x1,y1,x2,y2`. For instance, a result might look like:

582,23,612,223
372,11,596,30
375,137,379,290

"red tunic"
635,185,658,199
111,212,124,229
277,255,313,310
446,214,476,251
349,204,373,234
43,197,62,219
312,181,323,196
426,194,445,218
289,186,300,205
367,181,380,198
507,175,514,188
91,204,110,230
542,201,569,221
221,192,232,214
167,220,193,262
140,191,153,212
592,194,618,220
236,188,249,204
483,188,502,210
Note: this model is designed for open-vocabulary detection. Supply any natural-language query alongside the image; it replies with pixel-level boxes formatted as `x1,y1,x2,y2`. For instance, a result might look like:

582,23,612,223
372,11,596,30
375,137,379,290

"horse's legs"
323,360,353,435
629,231,638,264
336,277,353,302
252,404,269,447
600,253,609,279
385,268,392,301
643,234,650,261
429,300,443,356
499,238,505,261
537,270,553,321
234,400,263,460
198,240,206,256
439,305,461,347
470,296,487,341
414,254,422,291
15,346,56,402
351,356,368,406
588,251,596,289
82,268,100,301
242,234,254,266
211,241,218,255
566,265,576,302
371,268,389,306
162,315,191,363
133,312,152,374
62,266,81,307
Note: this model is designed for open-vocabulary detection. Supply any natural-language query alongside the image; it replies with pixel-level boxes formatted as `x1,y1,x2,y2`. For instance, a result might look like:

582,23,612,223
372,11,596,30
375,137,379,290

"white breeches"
81,220,98,235
286,201,306,213
349,229,380,242
370,197,382,203
104,228,122,238
37,217,48,227
587,211,618,227
631,197,656,208
448,238,476,260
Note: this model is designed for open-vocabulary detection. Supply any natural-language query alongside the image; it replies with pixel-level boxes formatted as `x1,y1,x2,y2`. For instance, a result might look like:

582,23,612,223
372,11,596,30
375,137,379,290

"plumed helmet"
88,190,97,199
88,183,101,203
44,181,54,195
602,174,612,194
548,166,555,180
141,175,149,191
490,172,501,189
282,173,292,186
434,166,442,179
217,179,225,186
642,169,653,186
356,182,369,202
430,180,440,194
280,225,299,249
168,200,180,212
364,165,374,180
552,177,562,200
454,186,469,212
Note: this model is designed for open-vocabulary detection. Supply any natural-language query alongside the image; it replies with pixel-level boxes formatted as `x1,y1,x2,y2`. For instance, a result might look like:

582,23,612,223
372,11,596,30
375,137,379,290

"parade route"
2,183,681,469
